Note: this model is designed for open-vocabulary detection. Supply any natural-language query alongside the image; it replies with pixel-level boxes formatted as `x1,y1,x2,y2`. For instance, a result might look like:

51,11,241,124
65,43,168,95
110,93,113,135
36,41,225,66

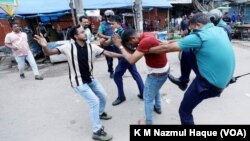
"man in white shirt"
79,15,94,42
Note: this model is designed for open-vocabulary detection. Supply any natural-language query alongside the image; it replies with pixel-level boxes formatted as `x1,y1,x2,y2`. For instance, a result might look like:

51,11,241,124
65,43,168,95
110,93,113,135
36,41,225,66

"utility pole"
74,0,85,23
134,0,143,33
69,0,76,26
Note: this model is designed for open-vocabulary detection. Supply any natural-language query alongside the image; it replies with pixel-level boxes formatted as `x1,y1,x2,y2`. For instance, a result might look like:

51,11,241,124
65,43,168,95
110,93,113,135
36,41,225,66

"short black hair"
122,28,136,44
10,22,18,27
69,25,81,40
109,15,122,24
79,15,88,22
189,12,210,25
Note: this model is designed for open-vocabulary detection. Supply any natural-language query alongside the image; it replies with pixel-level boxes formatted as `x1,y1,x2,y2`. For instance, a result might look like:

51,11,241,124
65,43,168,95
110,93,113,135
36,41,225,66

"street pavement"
0,40,250,141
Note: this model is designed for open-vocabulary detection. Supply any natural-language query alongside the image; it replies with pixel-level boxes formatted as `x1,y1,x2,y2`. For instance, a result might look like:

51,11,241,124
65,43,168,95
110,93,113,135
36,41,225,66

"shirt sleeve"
91,44,104,57
97,23,104,34
56,44,69,54
4,34,11,44
177,34,202,50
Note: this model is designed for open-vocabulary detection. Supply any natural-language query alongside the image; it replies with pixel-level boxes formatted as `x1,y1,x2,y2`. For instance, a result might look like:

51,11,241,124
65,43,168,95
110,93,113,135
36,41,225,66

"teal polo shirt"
178,23,235,88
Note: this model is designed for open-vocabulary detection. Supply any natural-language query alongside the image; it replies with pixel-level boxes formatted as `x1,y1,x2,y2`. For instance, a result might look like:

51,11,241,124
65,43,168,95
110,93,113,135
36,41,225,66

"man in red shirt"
112,29,169,124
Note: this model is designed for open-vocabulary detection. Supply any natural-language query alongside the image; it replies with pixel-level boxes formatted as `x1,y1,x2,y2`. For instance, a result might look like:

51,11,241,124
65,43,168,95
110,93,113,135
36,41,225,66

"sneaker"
35,75,43,80
92,128,113,141
112,98,126,106
100,112,112,120
20,74,25,79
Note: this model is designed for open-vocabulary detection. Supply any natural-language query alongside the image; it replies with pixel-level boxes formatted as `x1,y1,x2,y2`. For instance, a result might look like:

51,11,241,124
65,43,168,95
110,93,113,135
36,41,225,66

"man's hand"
112,34,123,48
34,33,48,47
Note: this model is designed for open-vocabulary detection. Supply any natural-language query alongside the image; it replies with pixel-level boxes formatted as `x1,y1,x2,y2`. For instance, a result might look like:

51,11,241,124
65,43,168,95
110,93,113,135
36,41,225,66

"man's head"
104,10,115,22
79,15,90,28
69,25,87,42
168,28,175,37
208,9,223,26
109,15,122,30
11,22,21,33
122,28,140,47
189,12,210,31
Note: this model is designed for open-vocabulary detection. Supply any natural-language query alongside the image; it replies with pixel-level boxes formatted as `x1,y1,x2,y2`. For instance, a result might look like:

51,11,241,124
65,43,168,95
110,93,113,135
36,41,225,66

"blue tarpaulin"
0,0,172,16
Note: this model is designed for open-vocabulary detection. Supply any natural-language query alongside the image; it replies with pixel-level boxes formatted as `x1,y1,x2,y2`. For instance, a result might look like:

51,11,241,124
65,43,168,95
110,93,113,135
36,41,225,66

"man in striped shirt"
35,25,123,141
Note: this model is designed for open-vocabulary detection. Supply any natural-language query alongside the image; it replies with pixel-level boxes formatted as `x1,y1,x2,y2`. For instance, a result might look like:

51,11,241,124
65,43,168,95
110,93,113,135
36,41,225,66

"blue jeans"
143,73,168,124
114,58,144,99
73,79,107,132
15,51,40,76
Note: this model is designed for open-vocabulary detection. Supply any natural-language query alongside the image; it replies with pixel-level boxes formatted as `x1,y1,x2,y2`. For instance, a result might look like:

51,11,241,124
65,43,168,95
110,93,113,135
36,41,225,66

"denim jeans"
73,79,107,132
143,73,168,124
114,58,144,99
15,51,39,75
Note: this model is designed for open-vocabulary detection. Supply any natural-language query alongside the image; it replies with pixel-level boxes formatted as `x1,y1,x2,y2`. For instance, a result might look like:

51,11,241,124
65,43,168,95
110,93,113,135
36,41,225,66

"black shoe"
100,112,112,120
154,106,162,114
35,75,44,80
168,74,188,91
137,94,143,100
109,73,114,79
112,98,126,106
92,128,113,141
20,74,25,79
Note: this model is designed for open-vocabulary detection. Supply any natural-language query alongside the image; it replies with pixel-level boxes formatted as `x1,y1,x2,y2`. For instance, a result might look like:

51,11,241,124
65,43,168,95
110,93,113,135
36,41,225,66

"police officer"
97,10,116,78
149,13,235,124
167,9,232,91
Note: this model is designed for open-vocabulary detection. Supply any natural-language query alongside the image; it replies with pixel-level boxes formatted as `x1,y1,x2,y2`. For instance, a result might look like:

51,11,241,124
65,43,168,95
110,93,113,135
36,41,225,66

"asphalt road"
0,40,250,141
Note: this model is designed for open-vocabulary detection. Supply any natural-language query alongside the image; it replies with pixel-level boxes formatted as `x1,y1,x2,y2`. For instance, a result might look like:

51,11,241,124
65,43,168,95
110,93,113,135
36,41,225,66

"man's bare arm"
149,41,181,54
119,47,144,64
97,33,110,40
103,50,123,58
34,34,59,55
5,43,16,50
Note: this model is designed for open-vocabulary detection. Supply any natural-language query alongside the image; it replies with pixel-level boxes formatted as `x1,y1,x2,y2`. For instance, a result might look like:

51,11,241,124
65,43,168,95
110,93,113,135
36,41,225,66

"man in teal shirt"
149,13,235,124
168,9,233,91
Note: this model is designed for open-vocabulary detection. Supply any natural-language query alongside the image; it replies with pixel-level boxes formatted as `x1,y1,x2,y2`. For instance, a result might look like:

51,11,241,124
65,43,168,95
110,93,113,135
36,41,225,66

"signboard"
0,0,18,16
168,0,192,4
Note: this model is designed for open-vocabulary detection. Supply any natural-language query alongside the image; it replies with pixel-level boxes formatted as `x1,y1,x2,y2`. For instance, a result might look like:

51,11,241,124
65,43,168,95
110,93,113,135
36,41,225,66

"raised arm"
103,50,123,58
112,34,144,64
149,41,181,54
34,34,60,56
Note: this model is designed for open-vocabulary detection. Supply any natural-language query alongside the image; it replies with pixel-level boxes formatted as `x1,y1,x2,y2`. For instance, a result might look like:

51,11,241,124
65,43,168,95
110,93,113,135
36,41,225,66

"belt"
150,69,169,77
200,76,223,93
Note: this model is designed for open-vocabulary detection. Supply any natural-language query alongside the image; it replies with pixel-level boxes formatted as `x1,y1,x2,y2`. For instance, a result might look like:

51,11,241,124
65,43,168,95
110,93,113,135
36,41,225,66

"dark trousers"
104,46,115,73
178,50,223,125
114,58,144,99
179,49,199,83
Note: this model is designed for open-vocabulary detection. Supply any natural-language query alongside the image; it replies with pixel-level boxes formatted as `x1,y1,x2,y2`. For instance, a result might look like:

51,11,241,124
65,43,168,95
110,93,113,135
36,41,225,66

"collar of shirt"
190,23,214,34
75,42,87,49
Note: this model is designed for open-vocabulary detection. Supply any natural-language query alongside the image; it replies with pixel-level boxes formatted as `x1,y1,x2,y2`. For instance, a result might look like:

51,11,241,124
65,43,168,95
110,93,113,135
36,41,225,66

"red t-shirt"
137,33,167,68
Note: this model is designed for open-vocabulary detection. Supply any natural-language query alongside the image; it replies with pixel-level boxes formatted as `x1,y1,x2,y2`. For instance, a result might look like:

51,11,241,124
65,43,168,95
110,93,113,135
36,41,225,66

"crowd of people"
4,9,235,141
